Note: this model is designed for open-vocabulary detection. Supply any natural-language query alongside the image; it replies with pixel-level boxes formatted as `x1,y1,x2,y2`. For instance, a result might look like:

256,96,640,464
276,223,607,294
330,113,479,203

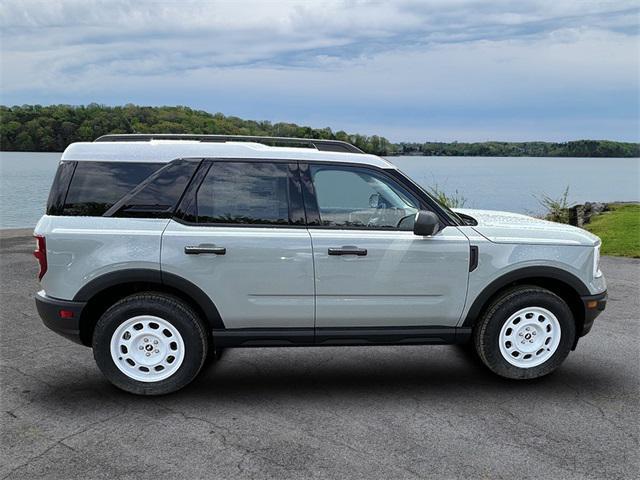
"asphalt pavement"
1,229,638,479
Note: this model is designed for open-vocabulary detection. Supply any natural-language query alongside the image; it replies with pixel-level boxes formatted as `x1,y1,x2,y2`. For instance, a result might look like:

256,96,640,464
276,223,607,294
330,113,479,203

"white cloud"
0,0,638,141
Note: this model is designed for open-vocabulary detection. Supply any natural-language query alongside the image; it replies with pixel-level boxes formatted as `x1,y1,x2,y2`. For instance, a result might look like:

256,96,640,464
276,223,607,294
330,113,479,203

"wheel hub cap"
498,307,561,368
110,315,185,382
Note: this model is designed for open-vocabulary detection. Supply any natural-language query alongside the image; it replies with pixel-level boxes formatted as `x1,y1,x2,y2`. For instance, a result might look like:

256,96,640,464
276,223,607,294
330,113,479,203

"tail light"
33,235,47,280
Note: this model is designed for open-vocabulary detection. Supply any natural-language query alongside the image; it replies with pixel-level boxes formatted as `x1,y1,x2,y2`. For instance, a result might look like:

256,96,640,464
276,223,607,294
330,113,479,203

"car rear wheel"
93,292,208,395
473,286,576,379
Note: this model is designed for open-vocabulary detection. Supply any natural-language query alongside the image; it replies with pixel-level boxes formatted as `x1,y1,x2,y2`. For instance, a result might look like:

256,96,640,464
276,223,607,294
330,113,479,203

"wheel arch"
74,269,223,346
462,266,589,341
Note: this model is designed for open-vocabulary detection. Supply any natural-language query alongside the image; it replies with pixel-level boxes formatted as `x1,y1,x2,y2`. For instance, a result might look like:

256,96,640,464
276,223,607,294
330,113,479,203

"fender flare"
73,268,224,329
462,266,590,327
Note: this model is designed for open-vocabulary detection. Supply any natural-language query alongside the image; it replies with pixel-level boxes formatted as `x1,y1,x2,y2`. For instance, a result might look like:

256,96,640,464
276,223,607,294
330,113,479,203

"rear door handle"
328,246,367,256
184,245,226,255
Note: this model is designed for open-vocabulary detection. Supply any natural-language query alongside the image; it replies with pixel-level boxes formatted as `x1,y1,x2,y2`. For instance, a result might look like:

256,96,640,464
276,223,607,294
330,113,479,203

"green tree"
1,104,638,157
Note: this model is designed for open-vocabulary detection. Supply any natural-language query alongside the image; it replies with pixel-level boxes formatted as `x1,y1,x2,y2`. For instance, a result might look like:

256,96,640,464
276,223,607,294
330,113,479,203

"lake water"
0,151,638,228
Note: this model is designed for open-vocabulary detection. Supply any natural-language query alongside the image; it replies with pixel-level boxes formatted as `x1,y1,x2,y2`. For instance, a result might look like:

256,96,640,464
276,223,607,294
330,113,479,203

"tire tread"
93,292,208,395
473,285,575,380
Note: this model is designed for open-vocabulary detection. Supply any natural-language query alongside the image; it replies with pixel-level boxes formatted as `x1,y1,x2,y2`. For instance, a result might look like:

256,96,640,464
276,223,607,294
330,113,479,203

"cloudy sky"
1,0,638,142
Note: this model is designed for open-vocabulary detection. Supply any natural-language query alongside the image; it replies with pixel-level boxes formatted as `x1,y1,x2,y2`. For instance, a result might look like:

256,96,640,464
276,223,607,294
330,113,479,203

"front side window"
195,162,295,225
310,165,419,229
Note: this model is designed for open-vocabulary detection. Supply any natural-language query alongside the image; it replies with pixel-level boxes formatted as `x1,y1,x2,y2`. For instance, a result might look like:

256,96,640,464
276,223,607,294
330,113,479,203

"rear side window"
61,162,162,216
106,160,200,218
194,162,296,225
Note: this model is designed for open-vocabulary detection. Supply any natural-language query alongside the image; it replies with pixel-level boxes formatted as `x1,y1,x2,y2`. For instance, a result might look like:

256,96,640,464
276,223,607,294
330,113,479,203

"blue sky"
1,0,639,142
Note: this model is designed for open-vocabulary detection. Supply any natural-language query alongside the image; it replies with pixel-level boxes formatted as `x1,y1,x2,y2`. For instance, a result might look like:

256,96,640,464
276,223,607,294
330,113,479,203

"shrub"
429,184,467,209
536,186,571,224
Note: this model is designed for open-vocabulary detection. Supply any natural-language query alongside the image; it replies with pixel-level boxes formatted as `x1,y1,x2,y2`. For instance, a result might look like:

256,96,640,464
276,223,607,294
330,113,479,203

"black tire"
93,292,208,395
473,286,576,380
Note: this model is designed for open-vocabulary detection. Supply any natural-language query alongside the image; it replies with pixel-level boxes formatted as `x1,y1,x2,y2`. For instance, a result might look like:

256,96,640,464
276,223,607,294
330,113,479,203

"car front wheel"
473,286,576,379
93,292,208,395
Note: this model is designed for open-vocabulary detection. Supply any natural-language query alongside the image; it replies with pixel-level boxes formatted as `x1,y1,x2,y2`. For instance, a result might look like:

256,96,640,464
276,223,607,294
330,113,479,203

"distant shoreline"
2,104,639,157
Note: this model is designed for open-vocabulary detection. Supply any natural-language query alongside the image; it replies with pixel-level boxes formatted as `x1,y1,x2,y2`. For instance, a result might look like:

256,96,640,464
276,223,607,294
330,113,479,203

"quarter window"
195,162,294,225
310,165,419,229
62,162,162,216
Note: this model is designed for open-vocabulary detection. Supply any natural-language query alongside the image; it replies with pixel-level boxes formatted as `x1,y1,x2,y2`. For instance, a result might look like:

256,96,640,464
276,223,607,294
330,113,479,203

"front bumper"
35,291,86,345
579,290,607,337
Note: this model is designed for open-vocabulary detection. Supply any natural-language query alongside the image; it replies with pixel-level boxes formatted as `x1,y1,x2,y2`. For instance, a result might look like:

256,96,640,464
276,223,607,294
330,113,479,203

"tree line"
1,104,638,157
396,140,640,158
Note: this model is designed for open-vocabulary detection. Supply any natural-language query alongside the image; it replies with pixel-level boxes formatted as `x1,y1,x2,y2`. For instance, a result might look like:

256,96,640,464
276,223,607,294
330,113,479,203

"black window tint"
63,162,162,216
108,160,199,217
46,161,76,215
196,162,292,225
310,165,420,230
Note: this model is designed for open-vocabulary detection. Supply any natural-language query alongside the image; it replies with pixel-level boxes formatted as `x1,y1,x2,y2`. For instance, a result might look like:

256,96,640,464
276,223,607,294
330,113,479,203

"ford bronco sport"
34,134,607,395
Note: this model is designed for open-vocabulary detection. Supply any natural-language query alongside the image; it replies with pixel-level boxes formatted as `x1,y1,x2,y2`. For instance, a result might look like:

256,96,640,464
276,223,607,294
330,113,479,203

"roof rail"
94,134,364,154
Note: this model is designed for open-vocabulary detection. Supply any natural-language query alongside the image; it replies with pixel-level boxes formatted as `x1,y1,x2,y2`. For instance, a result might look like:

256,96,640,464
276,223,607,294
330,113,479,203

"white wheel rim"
498,307,561,368
110,315,185,382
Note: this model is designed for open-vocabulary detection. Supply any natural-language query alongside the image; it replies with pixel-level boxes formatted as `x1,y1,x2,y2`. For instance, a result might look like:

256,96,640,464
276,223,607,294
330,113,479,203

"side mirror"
413,211,440,236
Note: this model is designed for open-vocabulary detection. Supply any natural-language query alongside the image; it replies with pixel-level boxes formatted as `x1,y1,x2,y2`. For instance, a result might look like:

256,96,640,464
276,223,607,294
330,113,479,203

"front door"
303,163,470,329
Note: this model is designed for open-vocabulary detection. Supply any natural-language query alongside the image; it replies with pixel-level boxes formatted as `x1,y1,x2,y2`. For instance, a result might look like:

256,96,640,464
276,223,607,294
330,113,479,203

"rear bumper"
580,290,607,337
35,291,86,345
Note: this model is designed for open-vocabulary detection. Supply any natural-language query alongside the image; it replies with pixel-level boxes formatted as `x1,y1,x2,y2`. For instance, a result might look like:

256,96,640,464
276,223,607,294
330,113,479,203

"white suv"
34,134,607,395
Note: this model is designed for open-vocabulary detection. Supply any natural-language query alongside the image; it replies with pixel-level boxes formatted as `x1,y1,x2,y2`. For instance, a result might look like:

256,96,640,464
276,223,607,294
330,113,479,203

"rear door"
302,163,470,329
161,160,315,331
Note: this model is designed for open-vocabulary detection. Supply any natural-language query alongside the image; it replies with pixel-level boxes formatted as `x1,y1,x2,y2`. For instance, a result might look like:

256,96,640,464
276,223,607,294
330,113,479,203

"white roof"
61,141,395,169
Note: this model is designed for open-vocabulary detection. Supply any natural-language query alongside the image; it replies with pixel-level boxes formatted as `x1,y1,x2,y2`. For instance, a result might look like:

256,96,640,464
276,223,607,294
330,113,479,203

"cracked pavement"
1,229,639,479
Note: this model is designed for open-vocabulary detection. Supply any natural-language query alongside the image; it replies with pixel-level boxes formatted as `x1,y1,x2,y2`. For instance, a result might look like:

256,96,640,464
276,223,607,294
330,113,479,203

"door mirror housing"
413,211,440,236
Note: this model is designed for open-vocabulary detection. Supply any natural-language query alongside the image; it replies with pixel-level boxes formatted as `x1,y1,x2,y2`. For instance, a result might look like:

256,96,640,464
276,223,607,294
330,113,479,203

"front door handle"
184,245,226,255
328,246,367,256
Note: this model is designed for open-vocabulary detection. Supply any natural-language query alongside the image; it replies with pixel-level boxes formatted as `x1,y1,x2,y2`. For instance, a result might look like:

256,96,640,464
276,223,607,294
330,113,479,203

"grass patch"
585,204,640,258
